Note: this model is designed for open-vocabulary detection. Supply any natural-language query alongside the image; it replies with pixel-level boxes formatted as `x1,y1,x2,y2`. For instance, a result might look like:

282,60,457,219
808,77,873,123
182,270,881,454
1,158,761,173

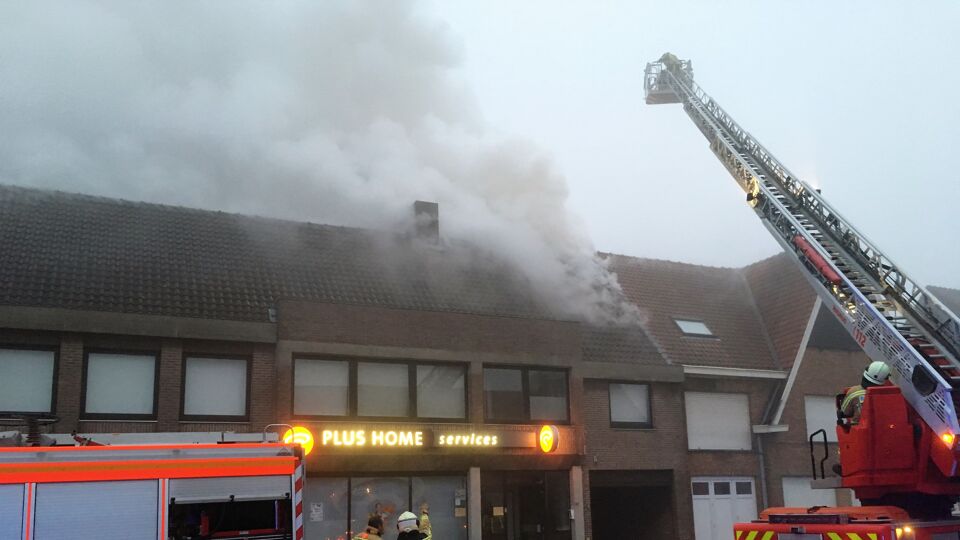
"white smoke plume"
0,1,640,324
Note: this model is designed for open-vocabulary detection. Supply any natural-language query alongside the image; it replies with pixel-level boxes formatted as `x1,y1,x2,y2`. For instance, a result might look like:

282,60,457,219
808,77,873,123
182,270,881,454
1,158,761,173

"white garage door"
34,480,158,539
782,476,837,508
692,477,756,540
0,484,24,540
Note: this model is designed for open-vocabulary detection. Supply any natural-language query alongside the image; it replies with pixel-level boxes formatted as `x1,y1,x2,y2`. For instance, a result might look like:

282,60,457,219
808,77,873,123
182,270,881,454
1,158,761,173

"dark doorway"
481,471,572,540
589,471,675,540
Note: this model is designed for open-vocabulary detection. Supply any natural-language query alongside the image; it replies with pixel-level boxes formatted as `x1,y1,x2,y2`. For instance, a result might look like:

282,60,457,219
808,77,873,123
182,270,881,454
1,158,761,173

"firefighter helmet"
863,361,891,386
398,511,419,532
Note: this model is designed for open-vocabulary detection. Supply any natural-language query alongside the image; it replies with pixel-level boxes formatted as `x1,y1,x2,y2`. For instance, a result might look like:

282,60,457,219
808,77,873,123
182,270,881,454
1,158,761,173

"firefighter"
353,516,385,540
840,361,891,423
419,502,432,540
397,511,428,540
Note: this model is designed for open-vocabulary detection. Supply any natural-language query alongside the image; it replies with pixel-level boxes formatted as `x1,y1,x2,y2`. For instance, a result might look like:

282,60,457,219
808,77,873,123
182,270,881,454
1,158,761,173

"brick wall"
580,379,691,540
0,328,274,435
763,347,867,506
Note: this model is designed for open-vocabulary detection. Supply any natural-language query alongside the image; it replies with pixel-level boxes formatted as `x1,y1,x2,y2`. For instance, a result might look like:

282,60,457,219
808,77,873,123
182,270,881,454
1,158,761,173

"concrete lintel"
276,339,577,366
683,364,788,380
752,424,789,434
581,362,684,383
0,305,276,343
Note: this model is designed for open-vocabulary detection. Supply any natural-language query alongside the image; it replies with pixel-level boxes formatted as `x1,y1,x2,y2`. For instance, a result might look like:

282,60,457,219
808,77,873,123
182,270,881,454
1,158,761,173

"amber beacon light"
283,426,315,456
539,425,560,453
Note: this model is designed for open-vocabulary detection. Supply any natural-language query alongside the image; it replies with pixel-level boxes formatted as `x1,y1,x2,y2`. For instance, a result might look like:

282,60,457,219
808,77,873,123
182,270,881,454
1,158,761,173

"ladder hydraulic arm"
645,53,960,478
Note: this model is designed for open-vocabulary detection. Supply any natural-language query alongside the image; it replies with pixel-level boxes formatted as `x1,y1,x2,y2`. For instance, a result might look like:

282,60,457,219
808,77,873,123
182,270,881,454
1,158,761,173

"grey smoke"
0,1,640,324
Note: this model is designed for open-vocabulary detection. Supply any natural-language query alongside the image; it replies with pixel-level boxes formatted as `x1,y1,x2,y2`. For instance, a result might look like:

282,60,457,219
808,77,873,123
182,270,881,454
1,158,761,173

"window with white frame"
685,392,751,450
674,319,714,336
83,352,157,418
804,395,839,443
609,383,651,428
182,356,248,419
0,348,56,413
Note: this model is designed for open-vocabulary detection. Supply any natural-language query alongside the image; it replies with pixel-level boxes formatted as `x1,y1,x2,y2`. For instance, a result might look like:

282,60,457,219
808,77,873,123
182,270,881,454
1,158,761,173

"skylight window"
674,318,714,336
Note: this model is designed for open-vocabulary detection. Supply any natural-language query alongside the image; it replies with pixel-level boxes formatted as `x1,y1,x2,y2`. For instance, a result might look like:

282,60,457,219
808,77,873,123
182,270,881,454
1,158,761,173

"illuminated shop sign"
321,430,425,447
315,427,552,450
438,433,498,447
539,425,560,453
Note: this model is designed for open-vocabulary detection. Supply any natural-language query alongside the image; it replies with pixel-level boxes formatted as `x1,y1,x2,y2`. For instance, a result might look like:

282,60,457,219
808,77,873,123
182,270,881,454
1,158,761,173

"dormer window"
674,318,714,337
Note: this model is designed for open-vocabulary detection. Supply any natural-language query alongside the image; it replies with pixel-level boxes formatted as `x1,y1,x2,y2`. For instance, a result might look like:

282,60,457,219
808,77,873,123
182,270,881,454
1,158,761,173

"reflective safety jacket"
352,527,383,540
840,385,867,423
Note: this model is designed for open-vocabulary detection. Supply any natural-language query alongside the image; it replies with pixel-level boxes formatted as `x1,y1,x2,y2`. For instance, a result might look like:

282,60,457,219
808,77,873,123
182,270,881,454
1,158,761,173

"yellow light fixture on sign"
283,426,315,456
539,425,559,453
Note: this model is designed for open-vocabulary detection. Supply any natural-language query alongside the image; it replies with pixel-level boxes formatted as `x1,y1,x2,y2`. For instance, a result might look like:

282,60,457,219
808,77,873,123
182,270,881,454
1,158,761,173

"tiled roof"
604,254,779,370
581,324,665,365
742,253,818,367
0,185,555,322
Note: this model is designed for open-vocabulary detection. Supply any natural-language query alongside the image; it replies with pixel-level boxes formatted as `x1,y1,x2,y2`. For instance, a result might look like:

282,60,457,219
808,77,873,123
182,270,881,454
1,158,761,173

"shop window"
804,395,839,442
304,476,468,540
412,476,468,540
182,356,248,420
0,347,56,413
358,362,410,417
303,477,349,540
674,318,714,337
483,366,569,423
83,351,157,419
684,392,751,450
417,364,466,419
294,358,350,416
351,477,409,534
609,383,651,428
293,357,467,420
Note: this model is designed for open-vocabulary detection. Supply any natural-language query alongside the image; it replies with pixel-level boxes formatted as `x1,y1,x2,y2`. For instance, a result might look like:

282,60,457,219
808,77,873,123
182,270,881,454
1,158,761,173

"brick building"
1,185,956,540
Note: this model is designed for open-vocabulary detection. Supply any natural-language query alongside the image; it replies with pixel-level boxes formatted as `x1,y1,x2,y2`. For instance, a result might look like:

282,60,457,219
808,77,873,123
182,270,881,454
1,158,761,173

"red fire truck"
645,53,960,539
0,427,308,540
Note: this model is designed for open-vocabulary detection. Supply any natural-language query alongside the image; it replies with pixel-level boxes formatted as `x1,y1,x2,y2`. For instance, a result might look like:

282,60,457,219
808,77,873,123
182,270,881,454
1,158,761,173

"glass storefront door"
481,471,571,540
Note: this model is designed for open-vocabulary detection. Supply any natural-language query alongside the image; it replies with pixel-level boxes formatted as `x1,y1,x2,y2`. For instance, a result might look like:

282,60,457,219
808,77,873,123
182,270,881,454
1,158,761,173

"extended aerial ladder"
645,53,960,518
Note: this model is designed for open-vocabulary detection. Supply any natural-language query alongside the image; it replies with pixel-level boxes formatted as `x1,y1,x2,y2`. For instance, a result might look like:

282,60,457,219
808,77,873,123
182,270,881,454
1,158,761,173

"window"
417,364,466,419
83,352,157,419
674,318,714,336
483,368,525,421
609,383,651,428
0,347,56,413
358,362,410,417
483,366,568,423
292,357,467,420
182,356,248,420
804,395,839,443
685,392,751,450
294,359,350,416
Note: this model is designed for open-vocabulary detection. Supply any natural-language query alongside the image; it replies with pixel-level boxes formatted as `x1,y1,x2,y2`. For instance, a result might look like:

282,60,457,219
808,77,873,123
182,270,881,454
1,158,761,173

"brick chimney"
413,201,439,244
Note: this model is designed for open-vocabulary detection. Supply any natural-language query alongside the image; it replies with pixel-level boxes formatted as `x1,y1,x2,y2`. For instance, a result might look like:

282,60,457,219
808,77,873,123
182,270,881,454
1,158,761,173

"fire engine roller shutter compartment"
33,480,158,539
0,484,24,539
300,423,575,540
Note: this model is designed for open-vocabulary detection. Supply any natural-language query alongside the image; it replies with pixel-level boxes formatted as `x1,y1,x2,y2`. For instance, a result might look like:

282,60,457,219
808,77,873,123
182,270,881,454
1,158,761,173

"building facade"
2,185,956,540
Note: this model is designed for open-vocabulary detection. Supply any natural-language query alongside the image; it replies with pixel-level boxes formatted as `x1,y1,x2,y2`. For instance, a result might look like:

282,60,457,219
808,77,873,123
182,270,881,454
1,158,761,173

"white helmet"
397,511,419,532
863,361,891,386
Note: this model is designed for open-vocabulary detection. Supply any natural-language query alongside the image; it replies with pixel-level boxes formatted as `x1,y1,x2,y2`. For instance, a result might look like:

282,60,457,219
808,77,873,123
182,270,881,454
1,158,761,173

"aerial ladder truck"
645,53,960,539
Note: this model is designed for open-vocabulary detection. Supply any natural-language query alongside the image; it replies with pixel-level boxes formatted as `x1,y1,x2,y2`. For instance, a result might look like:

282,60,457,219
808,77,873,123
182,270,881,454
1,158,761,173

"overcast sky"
425,1,960,288
1,1,957,298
